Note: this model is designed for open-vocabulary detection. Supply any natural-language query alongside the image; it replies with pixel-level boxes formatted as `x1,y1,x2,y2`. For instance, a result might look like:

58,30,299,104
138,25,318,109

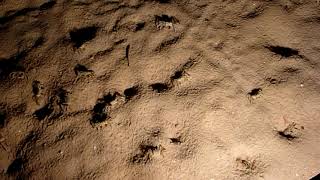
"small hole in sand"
124,86,139,100
91,102,108,124
0,111,6,128
171,70,183,80
265,45,300,58
248,88,262,96
74,64,93,76
39,0,56,10
69,26,99,48
170,137,182,144
34,104,53,120
150,83,170,93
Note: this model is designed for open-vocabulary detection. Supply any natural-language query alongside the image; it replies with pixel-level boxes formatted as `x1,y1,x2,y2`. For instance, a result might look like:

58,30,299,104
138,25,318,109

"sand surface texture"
0,0,320,179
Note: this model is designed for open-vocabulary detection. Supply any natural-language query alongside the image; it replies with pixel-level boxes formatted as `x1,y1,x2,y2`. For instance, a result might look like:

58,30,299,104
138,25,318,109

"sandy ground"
0,0,320,179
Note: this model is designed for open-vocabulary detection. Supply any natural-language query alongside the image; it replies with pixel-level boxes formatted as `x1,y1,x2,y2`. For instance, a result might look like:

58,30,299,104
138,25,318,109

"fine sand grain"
0,0,320,179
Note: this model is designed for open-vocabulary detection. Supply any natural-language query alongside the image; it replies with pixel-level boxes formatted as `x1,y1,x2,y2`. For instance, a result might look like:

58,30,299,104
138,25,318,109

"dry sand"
1,0,320,179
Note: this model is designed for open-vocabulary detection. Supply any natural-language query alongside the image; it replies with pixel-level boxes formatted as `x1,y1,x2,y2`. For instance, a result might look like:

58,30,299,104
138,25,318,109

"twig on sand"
126,44,130,66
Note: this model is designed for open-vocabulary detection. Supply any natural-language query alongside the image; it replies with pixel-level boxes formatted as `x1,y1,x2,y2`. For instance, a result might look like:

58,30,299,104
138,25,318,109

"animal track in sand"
55,128,77,142
33,88,69,120
155,14,179,30
32,80,44,104
155,35,182,52
0,0,56,24
90,92,118,125
277,119,304,141
130,143,159,164
170,60,195,82
120,20,145,32
7,131,40,176
235,156,266,177
9,71,26,81
91,87,142,126
240,2,265,19
90,92,124,125
73,64,95,82
0,58,24,79
54,88,69,109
